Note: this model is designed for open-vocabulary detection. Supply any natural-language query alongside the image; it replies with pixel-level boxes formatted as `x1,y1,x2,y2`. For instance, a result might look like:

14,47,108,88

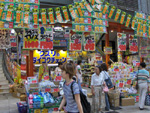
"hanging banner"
75,2,83,17
15,7,22,24
95,0,105,4
6,5,13,21
108,6,116,19
104,47,112,54
114,9,121,22
0,3,4,20
68,5,77,19
117,33,126,51
40,9,47,25
120,11,126,24
70,31,82,51
55,7,63,23
33,9,39,25
131,17,136,30
125,14,132,27
10,35,17,47
84,32,95,51
61,6,70,22
137,19,141,32
24,8,30,24
102,2,109,14
48,8,55,24
129,35,138,52
84,1,93,12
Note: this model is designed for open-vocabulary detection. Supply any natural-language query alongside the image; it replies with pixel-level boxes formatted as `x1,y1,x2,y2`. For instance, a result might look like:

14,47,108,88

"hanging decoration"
75,2,83,17
61,6,70,22
40,9,47,25
70,31,82,51
0,3,4,20
117,33,126,51
14,7,22,24
108,6,116,19
32,8,39,25
129,35,138,52
24,8,30,24
114,9,121,22
6,5,13,21
131,17,136,30
102,2,109,14
125,14,132,27
48,8,55,24
55,7,63,23
84,32,95,51
84,1,93,13
120,11,126,24
68,4,77,19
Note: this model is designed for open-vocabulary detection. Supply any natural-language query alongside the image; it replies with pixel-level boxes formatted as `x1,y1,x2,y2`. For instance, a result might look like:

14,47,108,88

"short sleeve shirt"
63,81,80,112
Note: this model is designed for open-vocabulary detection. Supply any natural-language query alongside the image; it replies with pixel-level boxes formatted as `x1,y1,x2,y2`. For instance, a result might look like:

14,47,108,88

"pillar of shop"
118,24,122,62
105,27,110,66
29,50,34,77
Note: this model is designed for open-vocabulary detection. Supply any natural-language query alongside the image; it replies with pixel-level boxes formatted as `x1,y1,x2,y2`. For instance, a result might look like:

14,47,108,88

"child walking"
58,63,83,113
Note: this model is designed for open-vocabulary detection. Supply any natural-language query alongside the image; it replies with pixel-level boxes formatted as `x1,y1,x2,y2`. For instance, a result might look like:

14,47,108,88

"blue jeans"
105,93,110,110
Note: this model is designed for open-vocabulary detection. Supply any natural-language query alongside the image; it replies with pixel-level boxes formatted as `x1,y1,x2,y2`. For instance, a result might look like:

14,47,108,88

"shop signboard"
10,35,17,47
33,50,67,64
117,33,126,51
104,47,112,54
70,31,82,51
23,27,53,50
84,32,95,51
129,35,138,52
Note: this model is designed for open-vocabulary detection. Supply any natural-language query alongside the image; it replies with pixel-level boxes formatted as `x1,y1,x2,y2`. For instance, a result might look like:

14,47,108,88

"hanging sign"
0,3,4,20
131,17,136,30
70,31,82,51
24,8,30,24
61,6,70,22
40,9,47,25
33,9,39,25
6,5,13,21
125,14,132,27
55,7,63,22
104,47,112,54
120,11,126,24
75,2,83,17
68,5,77,19
48,8,55,24
129,35,138,52
108,6,116,19
15,7,22,23
84,1,93,12
84,32,95,51
117,33,126,51
114,9,121,22
10,35,17,47
137,19,141,32
102,2,109,14
95,0,105,4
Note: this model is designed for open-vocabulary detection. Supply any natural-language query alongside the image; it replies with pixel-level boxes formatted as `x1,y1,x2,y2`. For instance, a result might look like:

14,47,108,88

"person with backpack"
58,63,83,113
91,65,106,113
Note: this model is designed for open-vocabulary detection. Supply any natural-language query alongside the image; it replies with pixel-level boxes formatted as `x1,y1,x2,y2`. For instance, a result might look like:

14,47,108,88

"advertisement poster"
70,31,82,51
10,35,17,47
0,29,10,49
104,47,112,54
117,33,126,51
84,32,95,51
129,35,138,52
23,27,53,49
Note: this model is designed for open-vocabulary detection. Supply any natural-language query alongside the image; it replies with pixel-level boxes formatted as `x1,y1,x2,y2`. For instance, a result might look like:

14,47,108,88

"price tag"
34,109,40,113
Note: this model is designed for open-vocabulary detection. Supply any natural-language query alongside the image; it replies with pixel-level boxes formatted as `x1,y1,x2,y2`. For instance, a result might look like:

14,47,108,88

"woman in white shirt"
76,60,82,83
91,65,105,113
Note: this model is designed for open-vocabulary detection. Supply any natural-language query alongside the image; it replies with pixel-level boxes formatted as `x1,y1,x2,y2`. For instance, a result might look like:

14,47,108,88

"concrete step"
0,88,9,94
0,91,9,95
0,84,9,89
0,80,9,85
0,77,6,81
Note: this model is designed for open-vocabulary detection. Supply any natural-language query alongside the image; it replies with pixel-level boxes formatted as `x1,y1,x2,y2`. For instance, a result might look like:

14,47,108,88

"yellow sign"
33,50,67,64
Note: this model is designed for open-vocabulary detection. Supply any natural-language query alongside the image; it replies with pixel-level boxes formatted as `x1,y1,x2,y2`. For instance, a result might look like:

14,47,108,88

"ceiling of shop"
40,0,74,8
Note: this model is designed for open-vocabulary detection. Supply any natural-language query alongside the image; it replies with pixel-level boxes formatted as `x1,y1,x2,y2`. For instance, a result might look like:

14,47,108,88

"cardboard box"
108,90,120,99
109,98,120,107
12,92,20,98
121,98,135,106
20,94,27,101
87,93,92,98
17,87,25,94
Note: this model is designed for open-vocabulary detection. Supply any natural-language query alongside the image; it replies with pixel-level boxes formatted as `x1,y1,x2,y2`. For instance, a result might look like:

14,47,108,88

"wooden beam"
29,50,34,77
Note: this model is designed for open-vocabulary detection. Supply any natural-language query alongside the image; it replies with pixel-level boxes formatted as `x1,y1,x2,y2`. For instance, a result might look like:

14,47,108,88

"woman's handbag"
145,87,150,106
103,82,109,93
135,70,139,90
104,71,114,89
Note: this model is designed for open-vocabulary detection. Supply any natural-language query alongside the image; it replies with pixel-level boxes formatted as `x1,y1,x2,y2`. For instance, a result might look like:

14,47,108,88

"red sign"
117,33,126,51
129,35,138,52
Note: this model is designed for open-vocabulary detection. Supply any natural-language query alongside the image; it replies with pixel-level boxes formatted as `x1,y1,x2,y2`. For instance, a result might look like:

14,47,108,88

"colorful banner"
61,6,70,22
14,7,22,23
102,2,109,14
33,50,67,64
10,35,17,47
75,2,83,17
84,32,95,51
114,9,121,22
104,47,112,54
40,9,47,25
33,9,39,25
6,5,13,21
117,33,126,51
55,7,63,23
120,11,126,24
24,8,30,24
129,35,138,52
108,6,116,19
70,31,82,51
68,5,77,19
0,3,4,20
48,8,55,24
125,14,132,27
131,17,136,30
84,1,93,12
